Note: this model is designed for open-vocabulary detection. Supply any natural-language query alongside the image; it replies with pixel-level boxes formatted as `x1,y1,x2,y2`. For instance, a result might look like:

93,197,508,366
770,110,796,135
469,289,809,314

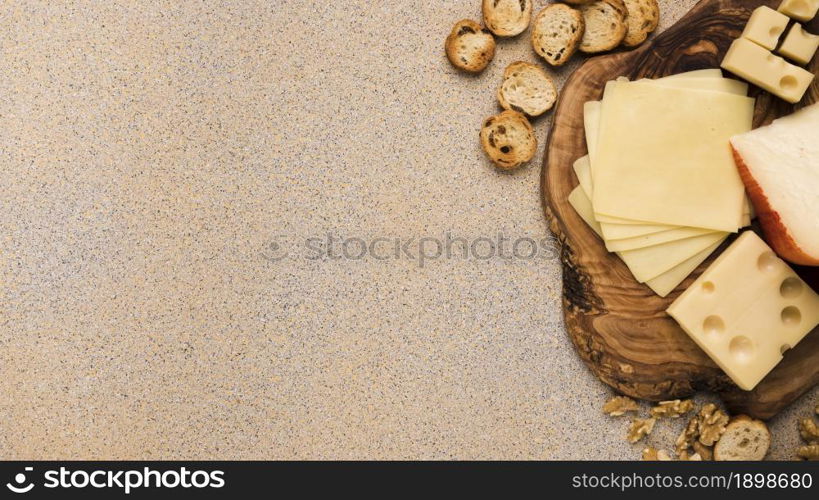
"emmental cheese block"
721,38,815,103
742,6,790,50
779,24,819,64
667,232,819,391
779,0,819,22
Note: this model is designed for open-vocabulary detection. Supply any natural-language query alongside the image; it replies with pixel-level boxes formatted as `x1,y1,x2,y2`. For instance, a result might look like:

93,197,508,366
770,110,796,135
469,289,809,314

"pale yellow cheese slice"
592,81,752,231
617,231,729,283
664,69,724,79
568,187,603,238
601,221,684,240
605,227,719,252
572,156,594,199
648,77,749,95
585,75,748,235
667,232,819,390
569,186,727,295
645,240,725,297
586,74,746,180
599,202,751,228
584,101,601,165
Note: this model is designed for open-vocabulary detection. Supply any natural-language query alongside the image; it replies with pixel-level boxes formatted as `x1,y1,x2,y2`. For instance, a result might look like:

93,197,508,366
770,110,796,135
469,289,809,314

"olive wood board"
541,0,819,419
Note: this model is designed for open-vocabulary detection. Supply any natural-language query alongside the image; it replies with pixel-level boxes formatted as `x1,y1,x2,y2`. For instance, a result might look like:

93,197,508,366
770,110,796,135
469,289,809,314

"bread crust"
480,111,537,170
445,20,496,73
482,0,532,37
497,61,557,117
579,0,627,53
732,145,819,266
531,4,585,67
622,0,660,47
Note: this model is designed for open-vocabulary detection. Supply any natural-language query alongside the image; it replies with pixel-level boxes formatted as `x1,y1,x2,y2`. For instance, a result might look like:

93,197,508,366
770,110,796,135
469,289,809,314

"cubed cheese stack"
568,69,755,297
721,3,819,103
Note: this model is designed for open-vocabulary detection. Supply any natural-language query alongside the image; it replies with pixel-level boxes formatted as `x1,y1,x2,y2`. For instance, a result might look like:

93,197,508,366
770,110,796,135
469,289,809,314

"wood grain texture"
542,0,819,419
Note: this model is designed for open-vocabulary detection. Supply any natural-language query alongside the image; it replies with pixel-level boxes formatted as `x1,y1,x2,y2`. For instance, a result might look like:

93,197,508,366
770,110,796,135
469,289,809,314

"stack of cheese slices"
568,69,757,297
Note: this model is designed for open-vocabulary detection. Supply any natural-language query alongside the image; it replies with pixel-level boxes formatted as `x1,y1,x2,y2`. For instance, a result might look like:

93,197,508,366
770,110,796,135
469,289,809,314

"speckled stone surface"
0,0,815,460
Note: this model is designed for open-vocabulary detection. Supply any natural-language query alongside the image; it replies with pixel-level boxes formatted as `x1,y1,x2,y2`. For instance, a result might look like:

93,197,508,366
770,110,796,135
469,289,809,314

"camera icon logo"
6,467,34,494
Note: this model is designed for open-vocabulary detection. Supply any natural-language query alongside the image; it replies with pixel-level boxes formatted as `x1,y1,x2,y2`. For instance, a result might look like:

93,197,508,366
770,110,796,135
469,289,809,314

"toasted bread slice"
445,20,496,73
579,0,627,53
483,0,532,37
532,4,585,66
714,416,770,461
480,111,537,170
498,62,557,117
622,0,660,47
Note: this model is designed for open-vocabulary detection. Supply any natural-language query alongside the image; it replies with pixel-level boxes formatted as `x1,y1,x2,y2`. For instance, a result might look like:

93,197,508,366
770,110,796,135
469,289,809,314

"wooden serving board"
542,0,819,419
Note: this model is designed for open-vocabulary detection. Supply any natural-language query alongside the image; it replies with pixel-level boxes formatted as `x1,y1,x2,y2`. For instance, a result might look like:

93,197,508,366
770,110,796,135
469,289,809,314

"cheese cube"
779,24,819,64
721,38,815,103
779,0,819,22
742,6,790,50
667,232,819,391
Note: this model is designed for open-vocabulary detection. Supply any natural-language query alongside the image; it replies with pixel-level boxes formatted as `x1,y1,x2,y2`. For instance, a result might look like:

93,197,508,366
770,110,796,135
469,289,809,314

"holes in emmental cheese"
703,315,725,335
770,26,785,38
757,251,780,271
729,336,755,362
781,344,792,355
780,75,799,90
780,277,804,298
782,306,802,326
702,281,716,294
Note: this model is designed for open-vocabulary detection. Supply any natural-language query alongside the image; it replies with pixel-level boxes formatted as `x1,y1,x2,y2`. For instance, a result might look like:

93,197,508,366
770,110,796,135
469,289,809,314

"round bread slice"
483,0,532,37
531,4,585,67
579,0,627,53
498,62,557,117
714,416,771,461
480,111,537,170
445,20,496,73
560,0,596,4
622,0,660,47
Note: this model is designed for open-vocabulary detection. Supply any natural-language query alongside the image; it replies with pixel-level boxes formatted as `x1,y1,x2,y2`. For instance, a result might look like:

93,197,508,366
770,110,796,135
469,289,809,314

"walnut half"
676,403,727,455
651,399,694,419
642,448,672,461
797,444,819,461
604,396,639,417
628,417,657,443
679,451,703,461
799,418,819,445
692,441,714,461
676,414,700,456
697,403,729,446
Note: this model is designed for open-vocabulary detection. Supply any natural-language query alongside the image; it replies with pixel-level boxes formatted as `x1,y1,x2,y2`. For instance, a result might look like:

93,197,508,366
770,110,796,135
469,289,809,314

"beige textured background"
0,0,815,459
